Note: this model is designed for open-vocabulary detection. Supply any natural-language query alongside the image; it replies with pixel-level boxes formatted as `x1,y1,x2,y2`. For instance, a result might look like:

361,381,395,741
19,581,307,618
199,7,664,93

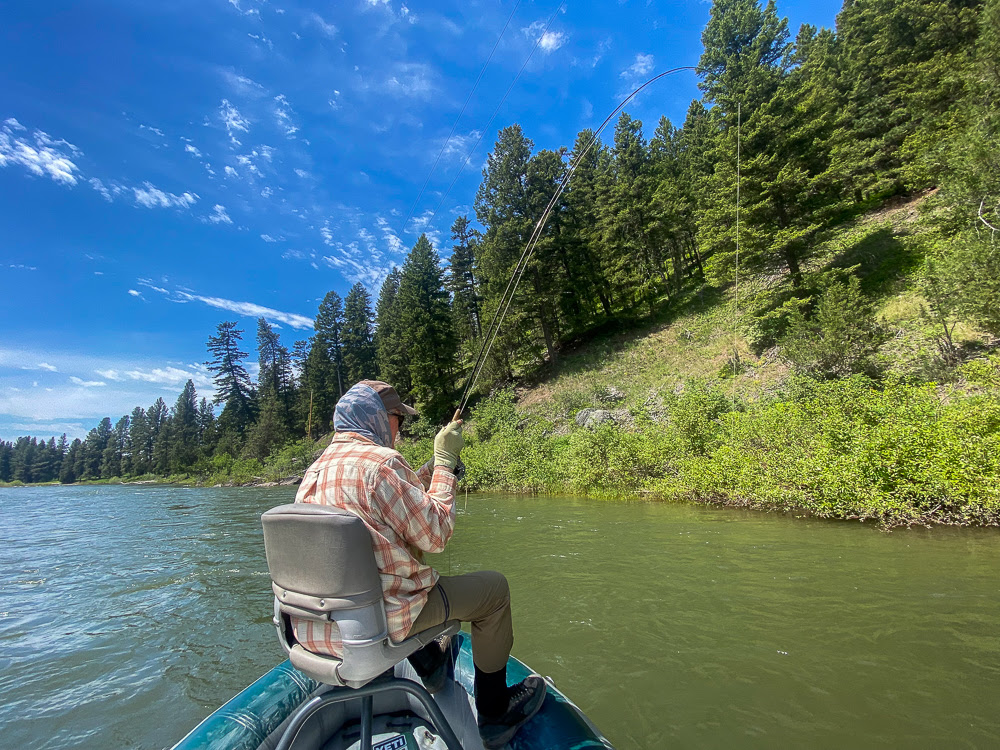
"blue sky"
0,0,842,442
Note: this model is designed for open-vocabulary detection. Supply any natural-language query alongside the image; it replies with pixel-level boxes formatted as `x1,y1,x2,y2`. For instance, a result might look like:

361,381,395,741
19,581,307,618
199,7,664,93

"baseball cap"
359,380,419,417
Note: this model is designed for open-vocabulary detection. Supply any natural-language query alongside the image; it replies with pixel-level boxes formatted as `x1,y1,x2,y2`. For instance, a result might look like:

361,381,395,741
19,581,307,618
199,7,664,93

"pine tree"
257,318,294,434
197,397,218,456
206,321,255,437
342,283,378,383
128,407,150,475
100,415,129,478
447,216,483,346
562,130,612,323
315,291,346,398
170,380,200,471
374,268,411,397
474,125,535,380
832,0,982,198
397,235,458,419
60,439,82,483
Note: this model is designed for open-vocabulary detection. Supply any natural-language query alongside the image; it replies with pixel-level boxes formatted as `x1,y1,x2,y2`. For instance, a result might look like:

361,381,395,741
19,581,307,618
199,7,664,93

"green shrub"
780,275,886,377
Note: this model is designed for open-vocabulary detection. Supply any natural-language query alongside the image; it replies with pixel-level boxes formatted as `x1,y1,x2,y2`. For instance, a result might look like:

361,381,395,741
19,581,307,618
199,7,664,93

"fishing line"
455,65,698,416
427,2,565,228
397,0,523,238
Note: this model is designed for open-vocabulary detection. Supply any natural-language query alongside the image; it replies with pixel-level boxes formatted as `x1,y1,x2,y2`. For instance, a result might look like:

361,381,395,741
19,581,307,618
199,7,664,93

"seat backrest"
262,502,393,659
262,502,460,688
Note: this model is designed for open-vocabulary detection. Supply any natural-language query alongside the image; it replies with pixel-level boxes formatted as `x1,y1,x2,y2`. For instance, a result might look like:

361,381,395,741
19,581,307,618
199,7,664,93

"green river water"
1,485,998,749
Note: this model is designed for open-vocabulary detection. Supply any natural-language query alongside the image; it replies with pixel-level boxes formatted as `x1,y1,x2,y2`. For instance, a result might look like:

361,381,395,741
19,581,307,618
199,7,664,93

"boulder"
575,408,616,429
598,386,627,404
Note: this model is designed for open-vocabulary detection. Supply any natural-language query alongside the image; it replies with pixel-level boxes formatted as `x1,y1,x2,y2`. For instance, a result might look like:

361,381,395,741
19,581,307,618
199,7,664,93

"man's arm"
374,456,456,553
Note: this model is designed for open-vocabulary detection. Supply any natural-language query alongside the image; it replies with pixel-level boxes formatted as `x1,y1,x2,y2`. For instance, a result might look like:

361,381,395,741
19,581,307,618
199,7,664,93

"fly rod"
452,65,698,422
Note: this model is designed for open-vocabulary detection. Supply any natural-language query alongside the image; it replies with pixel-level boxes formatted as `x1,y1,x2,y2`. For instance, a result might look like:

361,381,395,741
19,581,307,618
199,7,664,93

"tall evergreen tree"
342,282,378,383
205,321,255,437
170,380,200,471
374,268,411,397
102,415,130,478
447,216,483,345
397,235,458,419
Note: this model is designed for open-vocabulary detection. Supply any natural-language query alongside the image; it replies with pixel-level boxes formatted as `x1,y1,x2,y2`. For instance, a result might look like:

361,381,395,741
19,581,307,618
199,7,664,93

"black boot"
407,636,454,694
475,666,547,749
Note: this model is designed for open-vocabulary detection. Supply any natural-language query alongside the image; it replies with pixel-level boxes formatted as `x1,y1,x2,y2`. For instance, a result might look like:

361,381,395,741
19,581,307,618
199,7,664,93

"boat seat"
261,502,462,750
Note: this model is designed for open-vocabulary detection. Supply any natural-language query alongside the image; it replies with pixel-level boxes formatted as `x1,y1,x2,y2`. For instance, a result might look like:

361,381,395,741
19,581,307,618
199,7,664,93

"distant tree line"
3,0,997,484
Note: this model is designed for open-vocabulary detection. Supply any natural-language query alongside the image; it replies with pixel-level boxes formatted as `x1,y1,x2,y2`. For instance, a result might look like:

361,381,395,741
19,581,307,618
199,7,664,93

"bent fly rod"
452,66,697,422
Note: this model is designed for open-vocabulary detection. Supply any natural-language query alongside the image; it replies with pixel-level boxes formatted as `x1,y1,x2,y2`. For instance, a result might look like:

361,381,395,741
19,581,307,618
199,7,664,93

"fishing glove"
434,421,464,471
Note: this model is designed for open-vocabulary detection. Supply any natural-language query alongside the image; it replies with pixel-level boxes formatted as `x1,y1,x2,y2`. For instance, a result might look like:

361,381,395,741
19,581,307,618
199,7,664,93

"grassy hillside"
401,196,1000,528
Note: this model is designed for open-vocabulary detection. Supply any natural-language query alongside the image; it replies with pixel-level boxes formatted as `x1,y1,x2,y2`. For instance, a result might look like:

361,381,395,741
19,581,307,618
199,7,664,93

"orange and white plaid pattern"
291,431,457,657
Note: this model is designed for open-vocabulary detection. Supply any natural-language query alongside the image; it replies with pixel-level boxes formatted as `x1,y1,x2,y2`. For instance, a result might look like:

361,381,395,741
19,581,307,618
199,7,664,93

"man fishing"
292,379,546,749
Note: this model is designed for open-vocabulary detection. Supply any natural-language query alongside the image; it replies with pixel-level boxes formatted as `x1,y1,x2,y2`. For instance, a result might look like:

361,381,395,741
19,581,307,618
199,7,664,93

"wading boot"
406,635,454,694
476,674,547,749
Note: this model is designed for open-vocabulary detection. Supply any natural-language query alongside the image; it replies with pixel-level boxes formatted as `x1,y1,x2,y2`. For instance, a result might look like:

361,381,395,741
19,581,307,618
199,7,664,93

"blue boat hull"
172,632,612,750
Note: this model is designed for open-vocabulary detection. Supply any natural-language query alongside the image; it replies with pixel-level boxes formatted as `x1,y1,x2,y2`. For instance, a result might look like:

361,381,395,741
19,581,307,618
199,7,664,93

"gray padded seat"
262,502,459,689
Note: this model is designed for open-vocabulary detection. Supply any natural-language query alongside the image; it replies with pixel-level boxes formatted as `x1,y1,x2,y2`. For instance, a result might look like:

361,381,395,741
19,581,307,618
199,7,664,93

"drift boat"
171,631,612,750
172,503,612,750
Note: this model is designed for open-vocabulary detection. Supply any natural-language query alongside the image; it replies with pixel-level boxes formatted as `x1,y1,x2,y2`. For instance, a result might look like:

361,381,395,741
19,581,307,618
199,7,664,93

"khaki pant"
407,570,513,673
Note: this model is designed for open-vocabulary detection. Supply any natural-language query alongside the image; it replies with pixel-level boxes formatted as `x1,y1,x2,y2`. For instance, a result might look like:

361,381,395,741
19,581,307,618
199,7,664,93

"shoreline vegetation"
5,356,999,529
4,1,1000,529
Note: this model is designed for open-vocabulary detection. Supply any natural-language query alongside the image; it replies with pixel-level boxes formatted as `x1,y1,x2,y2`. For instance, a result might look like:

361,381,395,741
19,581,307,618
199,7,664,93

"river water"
1,485,998,749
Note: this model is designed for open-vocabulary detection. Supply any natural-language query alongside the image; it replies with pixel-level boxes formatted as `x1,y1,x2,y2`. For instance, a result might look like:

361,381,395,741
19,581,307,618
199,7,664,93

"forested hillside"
3,0,998,510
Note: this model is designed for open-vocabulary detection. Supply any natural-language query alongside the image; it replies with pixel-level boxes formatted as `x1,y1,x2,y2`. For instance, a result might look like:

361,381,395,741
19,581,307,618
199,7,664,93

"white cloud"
0,348,218,425
19,362,58,372
123,365,213,388
310,12,338,38
381,63,435,99
225,165,239,178
219,99,250,145
440,130,482,161
132,182,199,209
185,144,203,157
274,94,299,137
9,263,38,271
139,124,165,138
128,289,143,297
375,216,405,254
0,119,83,185
523,21,567,54
294,168,310,179
137,280,313,330
622,53,655,79
90,177,114,200
70,376,106,388
261,233,277,242
208,204,233,224
407,210,442,248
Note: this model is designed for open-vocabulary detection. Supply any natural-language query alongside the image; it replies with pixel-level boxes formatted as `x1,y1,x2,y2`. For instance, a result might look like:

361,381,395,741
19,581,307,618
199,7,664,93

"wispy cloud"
274,94,299,137
380,63,435,99
622,53,655,79
69,376,106,388
185,144,203,157
0,118,82,185
133,182,199,209
19,362,58,372
375,216,405,254
523,21,567,54
138,280,313,329
208,204,233,224
406,210,442,248
219,99,250,146
310,12,338,38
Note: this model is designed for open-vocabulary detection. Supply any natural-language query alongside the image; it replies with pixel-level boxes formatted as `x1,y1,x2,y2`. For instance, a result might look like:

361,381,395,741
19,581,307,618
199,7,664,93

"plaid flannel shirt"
291,431,457,657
